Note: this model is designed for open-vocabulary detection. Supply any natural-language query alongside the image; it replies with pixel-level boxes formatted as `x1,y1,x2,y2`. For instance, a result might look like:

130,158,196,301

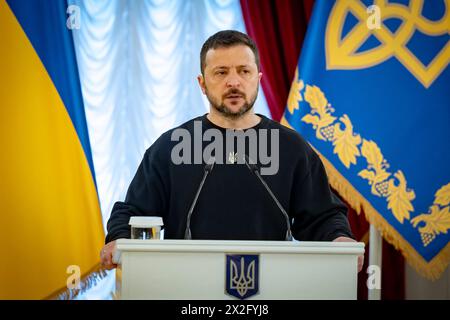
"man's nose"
226,72,241,88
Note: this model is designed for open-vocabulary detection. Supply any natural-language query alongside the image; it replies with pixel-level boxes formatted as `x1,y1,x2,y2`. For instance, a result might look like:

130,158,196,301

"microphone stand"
184,158,215,239
244,155,293,241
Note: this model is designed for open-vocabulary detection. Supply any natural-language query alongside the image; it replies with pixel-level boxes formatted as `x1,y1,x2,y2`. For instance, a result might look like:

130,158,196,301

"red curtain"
240,0,314,121
241,0,405,300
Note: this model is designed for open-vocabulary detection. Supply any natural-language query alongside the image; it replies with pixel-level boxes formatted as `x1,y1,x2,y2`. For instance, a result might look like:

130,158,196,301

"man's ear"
258,72,263,81
197,74,206,95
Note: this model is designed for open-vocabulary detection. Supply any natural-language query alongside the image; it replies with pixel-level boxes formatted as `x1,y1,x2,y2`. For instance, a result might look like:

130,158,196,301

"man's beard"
205,85,259,119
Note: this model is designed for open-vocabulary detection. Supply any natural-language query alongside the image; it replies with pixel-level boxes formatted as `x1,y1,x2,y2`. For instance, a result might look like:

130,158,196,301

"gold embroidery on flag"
302,84,336,141
387,171,416,224
287,68,304,114
332,115,361,169
325,0,450,88
286,76,449,242
358,139,391,197
412,184,450,246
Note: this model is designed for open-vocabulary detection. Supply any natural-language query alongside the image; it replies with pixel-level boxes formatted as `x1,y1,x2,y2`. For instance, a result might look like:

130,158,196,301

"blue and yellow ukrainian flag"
283,0,449,279
0,0,104,298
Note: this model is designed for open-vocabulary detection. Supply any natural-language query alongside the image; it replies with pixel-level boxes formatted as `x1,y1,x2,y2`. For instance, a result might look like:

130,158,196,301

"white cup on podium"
129,216,163,240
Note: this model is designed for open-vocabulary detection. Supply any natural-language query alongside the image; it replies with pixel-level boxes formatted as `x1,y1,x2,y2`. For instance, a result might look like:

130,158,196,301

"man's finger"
358,255,364,272
103,260,117,270
100,241,118,270
100,248,110,263
102,256,113,270
102,250,119,270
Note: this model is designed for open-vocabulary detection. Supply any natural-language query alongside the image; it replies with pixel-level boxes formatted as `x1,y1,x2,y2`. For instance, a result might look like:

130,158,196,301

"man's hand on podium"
333,236,364,273
100,240,118,270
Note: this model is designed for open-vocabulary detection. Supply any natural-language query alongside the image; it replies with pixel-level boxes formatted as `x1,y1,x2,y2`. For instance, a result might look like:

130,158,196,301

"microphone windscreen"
205,157,216,172
244,154,258,172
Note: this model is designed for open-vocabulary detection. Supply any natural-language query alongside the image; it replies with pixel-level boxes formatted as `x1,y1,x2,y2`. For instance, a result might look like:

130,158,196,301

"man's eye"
215,71,226,75
241,70,250,74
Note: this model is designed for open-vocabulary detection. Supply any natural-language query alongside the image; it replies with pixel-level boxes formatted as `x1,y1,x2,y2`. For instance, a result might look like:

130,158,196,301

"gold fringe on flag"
45,263,111,300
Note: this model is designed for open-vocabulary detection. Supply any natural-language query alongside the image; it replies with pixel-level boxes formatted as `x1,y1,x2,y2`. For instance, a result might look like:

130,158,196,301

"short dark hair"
200,30,260,75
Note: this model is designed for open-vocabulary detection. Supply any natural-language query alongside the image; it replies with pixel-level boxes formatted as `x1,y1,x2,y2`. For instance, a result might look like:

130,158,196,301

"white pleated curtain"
69,0,270,298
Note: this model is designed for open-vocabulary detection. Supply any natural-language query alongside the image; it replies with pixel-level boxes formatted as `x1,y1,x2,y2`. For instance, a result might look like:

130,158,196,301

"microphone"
184,157,216,239
244,155,293,241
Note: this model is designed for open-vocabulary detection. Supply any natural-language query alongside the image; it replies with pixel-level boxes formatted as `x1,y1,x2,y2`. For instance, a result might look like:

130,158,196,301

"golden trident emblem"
325,0,450,88
229,257,256,297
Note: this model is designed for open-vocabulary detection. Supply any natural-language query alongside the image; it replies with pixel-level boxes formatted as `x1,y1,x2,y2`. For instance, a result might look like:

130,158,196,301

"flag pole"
368,224,382,300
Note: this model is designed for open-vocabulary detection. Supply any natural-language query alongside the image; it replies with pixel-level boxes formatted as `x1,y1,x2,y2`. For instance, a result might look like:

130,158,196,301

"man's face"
198,45,262,118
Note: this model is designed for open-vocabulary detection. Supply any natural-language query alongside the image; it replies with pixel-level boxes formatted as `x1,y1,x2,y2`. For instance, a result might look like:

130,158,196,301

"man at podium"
101,30,362,272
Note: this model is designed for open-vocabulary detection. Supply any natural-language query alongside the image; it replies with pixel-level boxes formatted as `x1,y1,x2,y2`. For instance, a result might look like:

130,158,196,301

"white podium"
113,239,364,300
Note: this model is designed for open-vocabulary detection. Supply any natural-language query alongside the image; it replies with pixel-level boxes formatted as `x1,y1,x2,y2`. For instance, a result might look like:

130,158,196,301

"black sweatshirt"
105,114,354,243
